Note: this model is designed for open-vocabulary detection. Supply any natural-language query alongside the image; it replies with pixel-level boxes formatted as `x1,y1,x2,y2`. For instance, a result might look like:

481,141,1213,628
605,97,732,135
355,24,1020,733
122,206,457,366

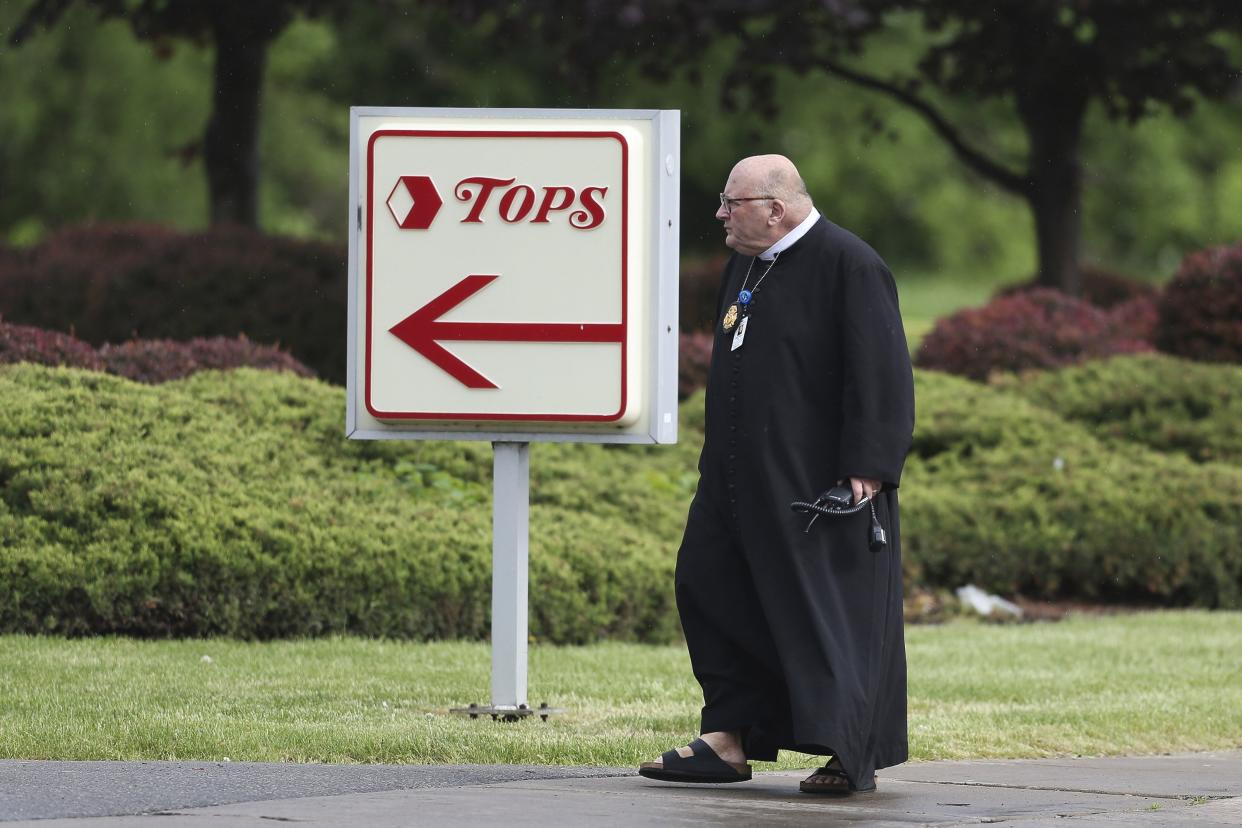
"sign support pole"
491,440,529,711
450,440,562,721
351,107,681,722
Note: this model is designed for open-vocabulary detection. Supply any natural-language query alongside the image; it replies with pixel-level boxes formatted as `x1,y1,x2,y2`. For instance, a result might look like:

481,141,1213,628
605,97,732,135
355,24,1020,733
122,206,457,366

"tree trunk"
204,20,272,227
1027,150,1083,296
1017,78,1088,295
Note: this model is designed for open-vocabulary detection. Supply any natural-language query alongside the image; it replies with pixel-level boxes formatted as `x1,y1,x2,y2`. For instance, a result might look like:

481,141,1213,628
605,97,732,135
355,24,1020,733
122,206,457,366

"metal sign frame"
346,107,680,446
344,107,680,716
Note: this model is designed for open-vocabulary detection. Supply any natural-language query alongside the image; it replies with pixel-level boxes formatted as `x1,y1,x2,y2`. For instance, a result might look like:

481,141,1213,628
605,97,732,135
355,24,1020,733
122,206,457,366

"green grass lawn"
2,612,1239,768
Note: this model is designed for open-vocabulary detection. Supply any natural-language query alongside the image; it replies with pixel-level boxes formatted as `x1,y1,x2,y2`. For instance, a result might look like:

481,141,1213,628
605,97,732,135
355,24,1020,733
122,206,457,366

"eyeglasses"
719,193,774,215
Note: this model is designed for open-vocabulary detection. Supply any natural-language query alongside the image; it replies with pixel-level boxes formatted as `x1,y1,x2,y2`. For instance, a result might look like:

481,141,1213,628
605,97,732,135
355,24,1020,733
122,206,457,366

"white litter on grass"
956,584,1023,618
200,655,213,664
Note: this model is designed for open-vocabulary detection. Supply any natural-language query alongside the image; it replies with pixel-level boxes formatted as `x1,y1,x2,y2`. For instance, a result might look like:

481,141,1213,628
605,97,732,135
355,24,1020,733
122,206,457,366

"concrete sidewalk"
3,751,1240,826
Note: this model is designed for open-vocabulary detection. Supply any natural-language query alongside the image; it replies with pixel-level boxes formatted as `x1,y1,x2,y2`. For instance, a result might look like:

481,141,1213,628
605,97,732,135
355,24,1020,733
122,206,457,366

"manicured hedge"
1,320,313,384
915,289,1152,381
993,353,1242,464
1106,295,1159,344
901,370,1242,608
98,335,314,384
0,365,683,643
1155,240,1242,363
678,331,712,399
679,254,728,333
0,227,739,391
0,319,102,371
996,265,1157,309
2,363,1239,643
0,223,346,382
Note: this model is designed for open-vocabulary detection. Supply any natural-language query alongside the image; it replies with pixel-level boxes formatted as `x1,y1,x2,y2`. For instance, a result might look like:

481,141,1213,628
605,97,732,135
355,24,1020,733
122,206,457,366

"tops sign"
347,109,680,445
387,175,609,231
364,128,630,423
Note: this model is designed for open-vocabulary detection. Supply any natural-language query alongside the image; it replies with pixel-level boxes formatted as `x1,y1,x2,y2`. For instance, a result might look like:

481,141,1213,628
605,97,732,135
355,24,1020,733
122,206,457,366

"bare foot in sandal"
800,756,875,795
646,730,745,765
639,732,750,783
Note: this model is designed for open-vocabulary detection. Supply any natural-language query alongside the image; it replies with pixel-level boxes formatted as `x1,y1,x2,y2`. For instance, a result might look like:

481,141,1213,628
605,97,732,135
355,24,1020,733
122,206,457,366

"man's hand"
850,477,882,503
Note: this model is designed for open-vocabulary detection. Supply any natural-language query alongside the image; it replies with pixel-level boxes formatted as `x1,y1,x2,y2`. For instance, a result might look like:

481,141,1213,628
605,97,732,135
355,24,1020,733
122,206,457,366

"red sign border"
365,129,629,422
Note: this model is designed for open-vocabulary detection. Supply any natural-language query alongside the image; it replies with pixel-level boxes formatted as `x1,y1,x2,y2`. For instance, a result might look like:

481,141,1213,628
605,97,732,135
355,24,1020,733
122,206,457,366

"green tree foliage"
9,0,345,228
0,4,210,242
471,1,1242,292
2,3,1242,282
0,5,343,242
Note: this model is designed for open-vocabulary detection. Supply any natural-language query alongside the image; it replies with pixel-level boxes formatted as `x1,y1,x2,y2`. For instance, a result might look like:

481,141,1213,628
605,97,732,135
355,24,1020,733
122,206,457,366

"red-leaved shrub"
0,319,103,371
1155,242,1242,363
0,243,27,274
679,330,713,399
1107,294,1159,343
1,319,312,384
0,223,346,382
680,255,727,333
996,265,1157,309
915,289,1152,381
98,335,314,384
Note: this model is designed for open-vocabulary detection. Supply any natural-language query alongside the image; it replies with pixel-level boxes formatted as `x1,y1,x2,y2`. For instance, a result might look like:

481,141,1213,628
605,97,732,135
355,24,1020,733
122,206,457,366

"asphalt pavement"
2,751,1240,826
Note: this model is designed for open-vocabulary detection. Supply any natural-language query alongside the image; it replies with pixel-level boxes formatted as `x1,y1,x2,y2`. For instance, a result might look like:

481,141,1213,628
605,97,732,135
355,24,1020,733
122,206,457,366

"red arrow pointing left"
389,274,624,389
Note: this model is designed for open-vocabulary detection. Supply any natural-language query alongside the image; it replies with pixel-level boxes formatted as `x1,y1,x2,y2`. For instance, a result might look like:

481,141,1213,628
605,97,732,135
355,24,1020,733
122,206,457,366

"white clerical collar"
758,207,821,260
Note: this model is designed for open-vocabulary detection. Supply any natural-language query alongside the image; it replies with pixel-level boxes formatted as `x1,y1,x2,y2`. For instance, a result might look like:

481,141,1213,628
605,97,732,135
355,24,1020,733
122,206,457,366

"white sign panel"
346,108,679,444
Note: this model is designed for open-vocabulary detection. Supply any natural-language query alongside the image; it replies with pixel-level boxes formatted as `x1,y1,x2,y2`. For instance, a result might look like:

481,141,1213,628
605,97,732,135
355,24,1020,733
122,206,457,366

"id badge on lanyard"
730,315,748,351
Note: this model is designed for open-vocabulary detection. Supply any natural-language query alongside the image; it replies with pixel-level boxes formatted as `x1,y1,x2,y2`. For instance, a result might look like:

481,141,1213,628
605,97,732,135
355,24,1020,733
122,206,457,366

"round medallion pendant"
722,303,739,332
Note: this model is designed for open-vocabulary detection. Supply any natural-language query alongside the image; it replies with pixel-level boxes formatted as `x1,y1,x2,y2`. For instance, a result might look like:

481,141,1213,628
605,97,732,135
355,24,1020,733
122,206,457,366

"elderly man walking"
639,154,915,795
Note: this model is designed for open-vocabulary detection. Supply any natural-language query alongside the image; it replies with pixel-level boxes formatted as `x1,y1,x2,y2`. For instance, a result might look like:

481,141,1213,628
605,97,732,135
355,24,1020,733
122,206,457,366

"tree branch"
9,0,126,47
9,0,74,46
817,56,1031,197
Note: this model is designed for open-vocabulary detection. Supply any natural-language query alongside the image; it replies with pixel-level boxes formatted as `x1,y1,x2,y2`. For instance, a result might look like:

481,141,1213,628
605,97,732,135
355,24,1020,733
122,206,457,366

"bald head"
717,154,814,255
733,155,812,225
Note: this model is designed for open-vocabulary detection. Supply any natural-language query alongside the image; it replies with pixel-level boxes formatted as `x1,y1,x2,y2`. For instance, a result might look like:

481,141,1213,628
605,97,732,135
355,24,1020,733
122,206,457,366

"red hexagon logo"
387,175,443,230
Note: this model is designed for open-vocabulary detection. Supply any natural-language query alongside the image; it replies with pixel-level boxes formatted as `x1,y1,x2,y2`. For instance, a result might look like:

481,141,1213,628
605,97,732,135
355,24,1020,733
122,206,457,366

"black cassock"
676,217,915,791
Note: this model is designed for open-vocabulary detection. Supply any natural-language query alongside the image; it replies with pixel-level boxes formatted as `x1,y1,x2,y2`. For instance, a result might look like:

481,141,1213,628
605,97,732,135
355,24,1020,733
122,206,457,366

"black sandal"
638,737,752,784
799,756,876,795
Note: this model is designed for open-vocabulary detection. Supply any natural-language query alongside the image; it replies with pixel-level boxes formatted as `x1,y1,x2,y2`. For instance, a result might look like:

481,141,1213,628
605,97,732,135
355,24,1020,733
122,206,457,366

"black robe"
675,216,915,791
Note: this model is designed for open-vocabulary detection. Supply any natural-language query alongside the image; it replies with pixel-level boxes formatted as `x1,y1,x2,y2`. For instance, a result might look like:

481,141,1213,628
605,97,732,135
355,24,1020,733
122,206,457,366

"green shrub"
993,354,1242,464
0,365,683,642
2,364,1239,644
901,370,1242,607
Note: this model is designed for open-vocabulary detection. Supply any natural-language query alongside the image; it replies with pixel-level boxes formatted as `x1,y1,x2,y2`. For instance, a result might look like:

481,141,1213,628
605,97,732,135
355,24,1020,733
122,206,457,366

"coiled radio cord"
790,489,888,551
